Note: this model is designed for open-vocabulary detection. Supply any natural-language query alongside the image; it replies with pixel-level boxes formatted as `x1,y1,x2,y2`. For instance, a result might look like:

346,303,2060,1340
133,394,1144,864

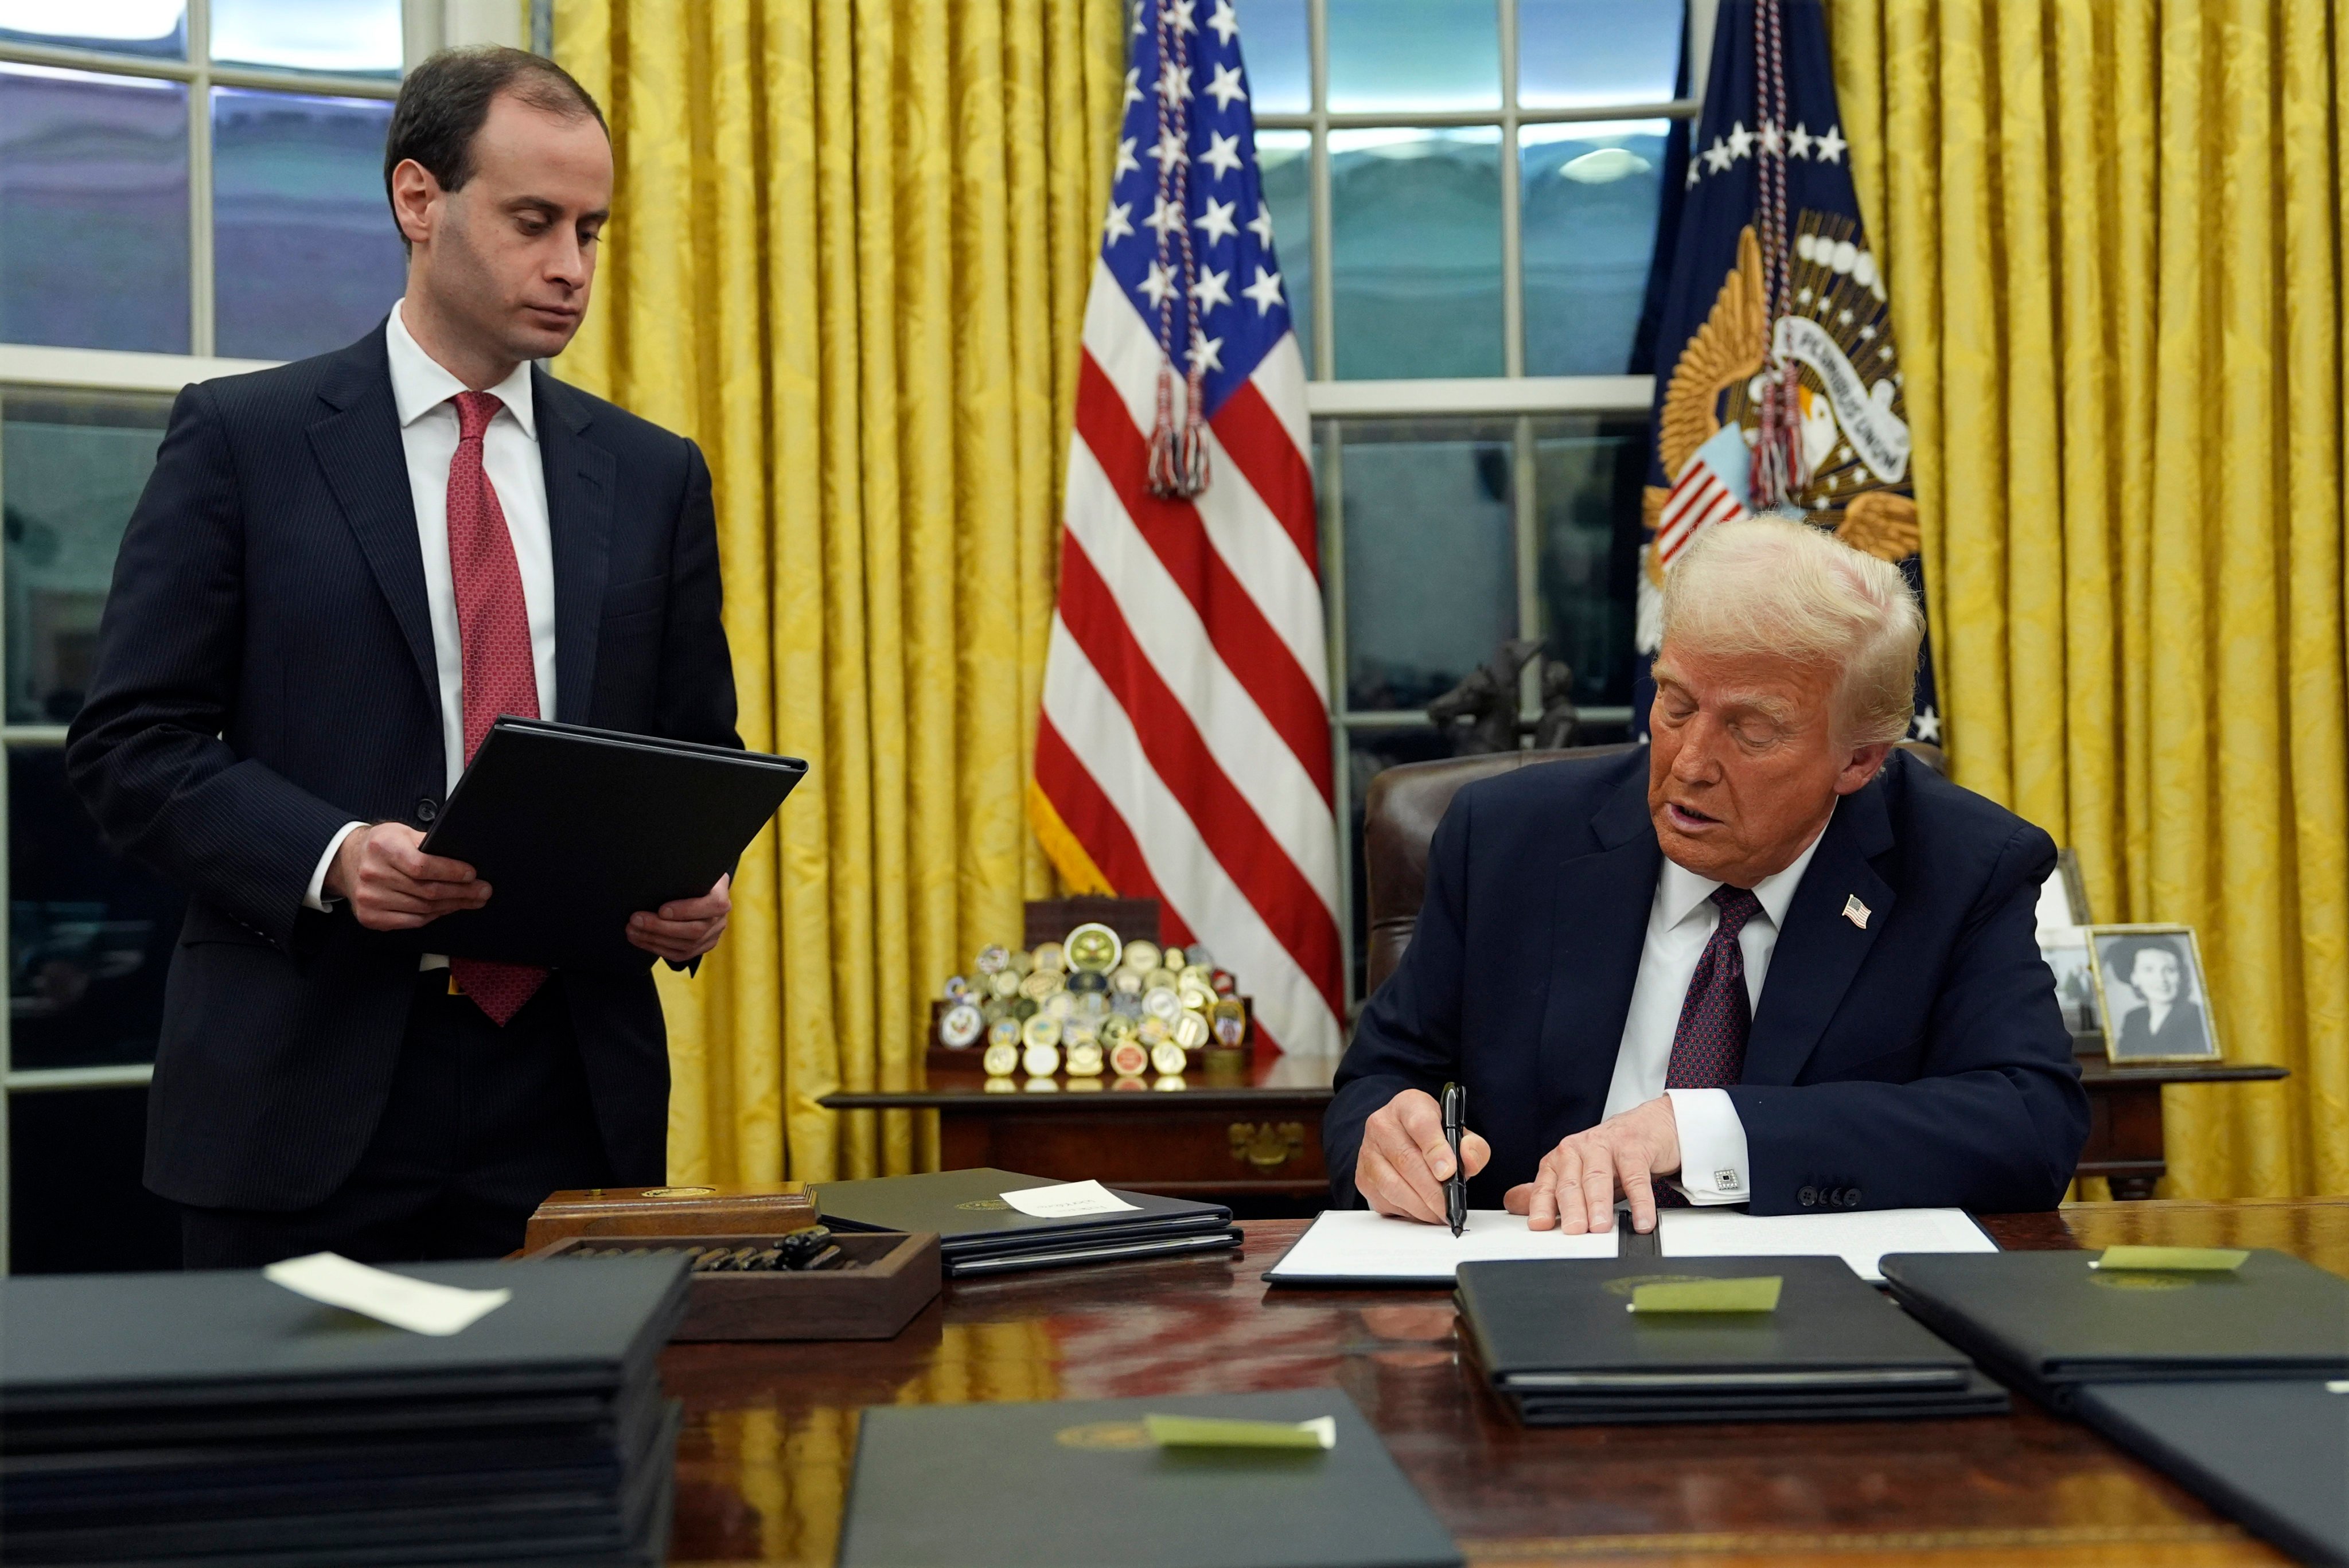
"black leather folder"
837,1390,1460,1567
1455,1255,2006,1425
815,1168,1240,1277
2073,1381,2349,1567
1877,1249,2349,1406
418,716,806,970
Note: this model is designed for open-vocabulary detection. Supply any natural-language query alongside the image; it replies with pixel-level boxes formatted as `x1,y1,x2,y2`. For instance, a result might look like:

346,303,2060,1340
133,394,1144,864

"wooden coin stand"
522,1183,819,1252
525,1231,941,1341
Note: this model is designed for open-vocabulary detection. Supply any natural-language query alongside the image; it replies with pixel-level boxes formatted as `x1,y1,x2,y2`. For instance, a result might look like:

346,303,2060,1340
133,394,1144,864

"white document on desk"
1655,1207,1997,1283
1266,1209,1618,1285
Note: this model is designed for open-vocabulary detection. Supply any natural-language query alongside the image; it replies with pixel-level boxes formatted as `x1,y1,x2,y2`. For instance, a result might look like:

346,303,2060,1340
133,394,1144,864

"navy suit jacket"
65,325,741,1211
1326,748,2089,1215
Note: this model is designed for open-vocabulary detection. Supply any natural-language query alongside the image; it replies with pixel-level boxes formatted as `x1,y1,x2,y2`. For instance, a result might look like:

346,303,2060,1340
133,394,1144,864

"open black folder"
815,1168,1240,1277
419,717,805,970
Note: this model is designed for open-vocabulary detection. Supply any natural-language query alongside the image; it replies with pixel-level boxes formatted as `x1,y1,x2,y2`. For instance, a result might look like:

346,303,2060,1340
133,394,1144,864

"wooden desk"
664,1198,2347,1566
821,1054,2289,1205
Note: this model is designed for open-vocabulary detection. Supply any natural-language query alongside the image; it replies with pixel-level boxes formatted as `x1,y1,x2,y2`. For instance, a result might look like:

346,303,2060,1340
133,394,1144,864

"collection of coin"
558,1227,848,1273
934,920,1248,1081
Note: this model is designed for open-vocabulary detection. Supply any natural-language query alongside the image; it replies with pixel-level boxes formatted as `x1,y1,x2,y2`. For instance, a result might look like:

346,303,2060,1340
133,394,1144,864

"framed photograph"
2087,925,2221,1064
2034,848,2092,930
2040,929,2103,1041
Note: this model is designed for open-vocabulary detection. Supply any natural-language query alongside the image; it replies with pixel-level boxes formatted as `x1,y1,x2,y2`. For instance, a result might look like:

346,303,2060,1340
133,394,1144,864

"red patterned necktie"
444,390,548,1025
1655,884,1763,1206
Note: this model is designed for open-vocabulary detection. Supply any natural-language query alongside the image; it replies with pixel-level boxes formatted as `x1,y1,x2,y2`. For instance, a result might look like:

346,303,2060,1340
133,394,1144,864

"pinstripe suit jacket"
65,325,741,1211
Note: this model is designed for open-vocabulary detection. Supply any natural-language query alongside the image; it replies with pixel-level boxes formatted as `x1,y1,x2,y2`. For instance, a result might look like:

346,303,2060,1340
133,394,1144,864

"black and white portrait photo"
2090,926,2219,1063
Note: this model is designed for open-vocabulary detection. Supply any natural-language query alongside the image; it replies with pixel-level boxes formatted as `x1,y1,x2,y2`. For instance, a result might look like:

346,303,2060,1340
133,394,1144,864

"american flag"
1030,0,1342,1055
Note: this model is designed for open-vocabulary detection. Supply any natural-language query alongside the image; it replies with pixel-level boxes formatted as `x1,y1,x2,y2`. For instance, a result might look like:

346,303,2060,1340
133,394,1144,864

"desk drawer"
938,1105,1328,1196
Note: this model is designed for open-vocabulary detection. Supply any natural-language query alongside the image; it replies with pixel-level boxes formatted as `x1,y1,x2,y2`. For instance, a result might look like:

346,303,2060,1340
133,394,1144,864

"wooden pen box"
525,1231,941,1341
522,1183,818,1252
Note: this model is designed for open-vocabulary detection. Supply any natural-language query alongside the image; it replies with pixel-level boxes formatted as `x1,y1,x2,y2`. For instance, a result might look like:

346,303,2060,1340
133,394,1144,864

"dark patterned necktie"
1666,884,1764,1088
443,391,548,1027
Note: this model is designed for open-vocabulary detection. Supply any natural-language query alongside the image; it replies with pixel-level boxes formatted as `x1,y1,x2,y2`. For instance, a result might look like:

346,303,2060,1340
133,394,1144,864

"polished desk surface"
663,1198,2344,1566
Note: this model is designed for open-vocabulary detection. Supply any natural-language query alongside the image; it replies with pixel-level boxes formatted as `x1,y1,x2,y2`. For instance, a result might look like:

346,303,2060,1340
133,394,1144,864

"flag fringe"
1027,777,1116,896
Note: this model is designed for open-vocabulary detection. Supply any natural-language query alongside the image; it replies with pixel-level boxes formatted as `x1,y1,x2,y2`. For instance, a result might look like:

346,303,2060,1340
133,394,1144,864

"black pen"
1440,1081,1467,1237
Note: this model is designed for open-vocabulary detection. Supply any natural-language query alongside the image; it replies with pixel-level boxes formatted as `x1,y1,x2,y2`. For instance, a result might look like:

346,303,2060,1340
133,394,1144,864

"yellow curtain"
550,0,1127,1183
1829,0,2349,1197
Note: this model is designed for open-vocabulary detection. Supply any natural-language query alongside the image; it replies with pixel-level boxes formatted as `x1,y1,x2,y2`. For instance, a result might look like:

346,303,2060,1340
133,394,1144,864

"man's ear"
389,158,442,248
1834,740,1892,795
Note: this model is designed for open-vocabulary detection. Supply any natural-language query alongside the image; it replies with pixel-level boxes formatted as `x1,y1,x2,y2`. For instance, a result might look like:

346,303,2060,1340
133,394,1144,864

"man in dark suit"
1327,518,2087,1231
65,46,740,1267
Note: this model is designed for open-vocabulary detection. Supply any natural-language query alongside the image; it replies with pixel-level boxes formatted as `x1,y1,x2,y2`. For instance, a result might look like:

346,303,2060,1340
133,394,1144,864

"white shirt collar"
385,299,537,440
1655,801,1836,934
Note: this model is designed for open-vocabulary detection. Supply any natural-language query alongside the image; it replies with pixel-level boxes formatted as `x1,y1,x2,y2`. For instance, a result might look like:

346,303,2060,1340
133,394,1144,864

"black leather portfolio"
1877,1249,2349,1405
837,1390,1460,1567
815,1168,1241,1277
1455,1255,2007,1425
2074,1381,2349,1566
1,1258,688,1567
419,716,806,970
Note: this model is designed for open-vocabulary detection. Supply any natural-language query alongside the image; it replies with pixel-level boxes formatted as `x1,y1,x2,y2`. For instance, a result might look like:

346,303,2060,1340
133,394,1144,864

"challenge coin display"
1151,1039,1189,1076
1066,1040,1105,1077
1109,1039,1151,1077
939,1004,984,1048
1172,1011,1209,1050
981,1041,1019,1077
1023,1042,1062,1077
1065,922,1122,975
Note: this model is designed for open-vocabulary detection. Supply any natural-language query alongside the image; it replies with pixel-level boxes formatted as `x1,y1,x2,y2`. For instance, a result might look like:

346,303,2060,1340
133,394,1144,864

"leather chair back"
1358,740,1947,996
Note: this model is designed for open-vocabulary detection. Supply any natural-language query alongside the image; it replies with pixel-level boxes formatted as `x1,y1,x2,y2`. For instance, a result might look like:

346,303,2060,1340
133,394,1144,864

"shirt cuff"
1665,1087,1752,1206
305,822,368,912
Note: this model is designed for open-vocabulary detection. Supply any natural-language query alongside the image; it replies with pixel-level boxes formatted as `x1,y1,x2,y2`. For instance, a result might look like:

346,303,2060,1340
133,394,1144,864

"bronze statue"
1533,658,1580,750
1427,638,1542,755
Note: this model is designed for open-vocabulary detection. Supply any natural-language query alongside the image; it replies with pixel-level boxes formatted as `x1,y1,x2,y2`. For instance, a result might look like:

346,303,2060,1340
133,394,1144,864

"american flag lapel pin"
1842,895,1871,930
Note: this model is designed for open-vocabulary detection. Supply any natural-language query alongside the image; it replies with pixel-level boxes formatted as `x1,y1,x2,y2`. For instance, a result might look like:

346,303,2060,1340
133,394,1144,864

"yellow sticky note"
1629,1276,1783,1314
2091,1246,2249,1273
1144,1414,1337,1450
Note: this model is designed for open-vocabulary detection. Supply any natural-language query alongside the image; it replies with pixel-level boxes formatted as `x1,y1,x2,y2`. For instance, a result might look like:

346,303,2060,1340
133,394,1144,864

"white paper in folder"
1266,1209,1618,1284
1655,1207,1997,1282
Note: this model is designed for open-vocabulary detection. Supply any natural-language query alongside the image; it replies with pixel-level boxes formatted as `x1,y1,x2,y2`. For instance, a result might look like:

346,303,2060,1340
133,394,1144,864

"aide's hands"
1356,1087,1492,1225
1506,1094,1681,1235
326,822,490,931
628,873,731,964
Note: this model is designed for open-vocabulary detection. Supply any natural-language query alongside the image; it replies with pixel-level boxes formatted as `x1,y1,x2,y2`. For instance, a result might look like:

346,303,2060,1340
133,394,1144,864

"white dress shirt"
1601,808,1833,1204
303,302,559,919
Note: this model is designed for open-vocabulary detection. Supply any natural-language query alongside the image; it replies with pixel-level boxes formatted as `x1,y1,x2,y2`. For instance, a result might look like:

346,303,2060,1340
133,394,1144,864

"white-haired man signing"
1326,518,2087,1230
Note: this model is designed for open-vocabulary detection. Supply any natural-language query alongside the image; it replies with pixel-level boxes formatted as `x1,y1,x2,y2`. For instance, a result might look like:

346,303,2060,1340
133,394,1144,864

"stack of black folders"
815,1168,1241,1278
836,1390,1460,1568
1881,1249,2349,1565
0,1255,690,1568
1454,1255,2009,1427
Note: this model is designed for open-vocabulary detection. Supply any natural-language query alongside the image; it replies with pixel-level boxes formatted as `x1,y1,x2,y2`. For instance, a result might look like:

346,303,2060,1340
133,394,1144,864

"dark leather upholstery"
1359,740,1946,996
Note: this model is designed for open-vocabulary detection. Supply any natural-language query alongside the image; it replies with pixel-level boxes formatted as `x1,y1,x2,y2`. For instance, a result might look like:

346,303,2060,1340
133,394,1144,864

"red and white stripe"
1654,453,1747,568
1033,262,1343,1055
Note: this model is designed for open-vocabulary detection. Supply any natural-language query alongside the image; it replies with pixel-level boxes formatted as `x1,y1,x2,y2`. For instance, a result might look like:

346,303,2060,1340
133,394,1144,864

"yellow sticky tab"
1629,1276,1783,1314
1144,1414,1337,1450
2091,1246,2249,1273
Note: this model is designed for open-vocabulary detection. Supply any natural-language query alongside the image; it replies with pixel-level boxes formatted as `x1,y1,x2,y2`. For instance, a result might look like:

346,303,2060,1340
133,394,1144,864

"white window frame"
1277,0,1717,1004
0,0,527,1269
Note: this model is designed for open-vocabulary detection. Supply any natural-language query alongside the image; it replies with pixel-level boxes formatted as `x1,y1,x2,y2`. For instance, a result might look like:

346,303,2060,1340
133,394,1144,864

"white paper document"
263,1252,512,1336
1267,1208,1619,1284
1655,1206,1997,1283
998,1179,1143,1219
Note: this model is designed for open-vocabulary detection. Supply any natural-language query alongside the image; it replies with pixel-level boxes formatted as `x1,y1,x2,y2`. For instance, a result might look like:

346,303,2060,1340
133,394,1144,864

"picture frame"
2087,924,2221,1064
2035,849,2103,1053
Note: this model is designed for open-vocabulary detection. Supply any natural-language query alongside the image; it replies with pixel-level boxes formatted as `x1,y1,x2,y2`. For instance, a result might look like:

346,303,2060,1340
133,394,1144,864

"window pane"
1327,0,1498,112
4,389,170,724
1520,120,1669,376
1331,128,1501,380
10,747,187,1071
10,1087,181,1272
209,0,403,76
0,65,190,353
1256,129,1312,374
1337,417,1516,711
1233,0,1308,114
0,0,185,58
1518,0,1682,109
1532,416,1647,713
212,88,403,361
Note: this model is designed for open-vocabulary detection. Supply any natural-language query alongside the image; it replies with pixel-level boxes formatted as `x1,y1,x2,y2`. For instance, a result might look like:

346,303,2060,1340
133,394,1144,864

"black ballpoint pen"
1440,1081,1467,1237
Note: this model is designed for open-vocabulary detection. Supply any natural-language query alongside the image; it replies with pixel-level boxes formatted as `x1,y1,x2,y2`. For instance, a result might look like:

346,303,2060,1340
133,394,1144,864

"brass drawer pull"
1229,1121,1306,1171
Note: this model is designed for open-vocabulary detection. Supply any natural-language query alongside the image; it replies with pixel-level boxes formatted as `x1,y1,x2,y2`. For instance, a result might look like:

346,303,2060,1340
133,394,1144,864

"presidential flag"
1637,0,1940,744
1029,0,1342,1054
